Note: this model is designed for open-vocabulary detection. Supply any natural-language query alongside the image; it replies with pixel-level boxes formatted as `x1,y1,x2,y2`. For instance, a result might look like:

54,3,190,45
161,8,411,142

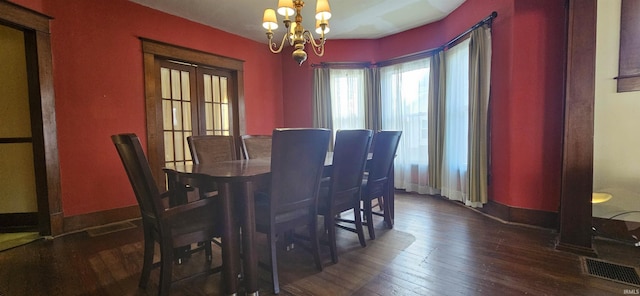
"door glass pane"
181,72,190,101
220,77,228,103
164,131,174,162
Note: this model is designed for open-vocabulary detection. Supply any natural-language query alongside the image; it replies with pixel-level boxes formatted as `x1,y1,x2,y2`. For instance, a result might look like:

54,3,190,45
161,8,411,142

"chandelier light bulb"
263,0,330,65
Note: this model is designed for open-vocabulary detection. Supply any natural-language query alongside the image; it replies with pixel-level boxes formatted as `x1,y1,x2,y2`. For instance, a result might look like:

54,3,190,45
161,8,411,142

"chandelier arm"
303,30,326,56
268,33,289,54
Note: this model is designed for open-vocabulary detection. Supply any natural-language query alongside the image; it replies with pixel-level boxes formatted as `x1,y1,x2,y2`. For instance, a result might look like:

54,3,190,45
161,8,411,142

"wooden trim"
558,0,597,257
62,205,140,234
480,200,558,229
141,38,244,71
0,1,51,33
0,2,61,237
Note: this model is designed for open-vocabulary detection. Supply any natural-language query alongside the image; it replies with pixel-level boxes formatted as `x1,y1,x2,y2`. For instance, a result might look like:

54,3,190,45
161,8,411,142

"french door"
158,60,235,169
142,39,244,189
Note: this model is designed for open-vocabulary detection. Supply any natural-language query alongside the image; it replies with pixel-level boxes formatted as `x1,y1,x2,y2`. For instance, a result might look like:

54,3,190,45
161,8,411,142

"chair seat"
255,192,311,228
168,201,221,243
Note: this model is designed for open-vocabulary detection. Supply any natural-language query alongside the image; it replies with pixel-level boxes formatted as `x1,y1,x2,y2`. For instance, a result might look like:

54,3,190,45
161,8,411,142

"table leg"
384,163,395,228
241,180,259,295
218,182,241,295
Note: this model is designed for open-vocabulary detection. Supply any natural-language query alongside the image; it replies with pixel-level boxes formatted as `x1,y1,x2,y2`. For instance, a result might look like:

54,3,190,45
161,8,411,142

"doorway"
0,2,62,236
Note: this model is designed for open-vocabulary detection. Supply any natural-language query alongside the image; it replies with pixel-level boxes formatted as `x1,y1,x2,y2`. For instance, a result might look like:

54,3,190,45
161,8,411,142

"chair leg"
268,231,280,294
309,218,323,270
364,198,376,240
204,241,212,262
138,234,154,289
327,214,338,264
159,241,174,296
353,203,366,247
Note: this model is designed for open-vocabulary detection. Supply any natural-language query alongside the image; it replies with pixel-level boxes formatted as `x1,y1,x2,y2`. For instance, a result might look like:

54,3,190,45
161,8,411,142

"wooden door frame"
557,0,598,256
141,38,246,189
0,1,62,236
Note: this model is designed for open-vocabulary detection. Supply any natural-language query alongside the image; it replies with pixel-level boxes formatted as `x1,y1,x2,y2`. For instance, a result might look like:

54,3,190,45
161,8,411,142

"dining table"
163,153,394,296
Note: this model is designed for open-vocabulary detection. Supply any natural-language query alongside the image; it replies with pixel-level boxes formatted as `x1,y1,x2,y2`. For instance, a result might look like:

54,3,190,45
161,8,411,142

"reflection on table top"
164,153,336,179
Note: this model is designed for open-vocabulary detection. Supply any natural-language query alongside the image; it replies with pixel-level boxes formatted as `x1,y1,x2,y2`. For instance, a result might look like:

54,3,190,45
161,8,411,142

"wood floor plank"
0,192,638,295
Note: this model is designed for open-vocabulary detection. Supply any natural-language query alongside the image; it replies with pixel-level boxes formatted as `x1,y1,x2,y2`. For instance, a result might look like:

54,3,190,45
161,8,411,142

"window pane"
205,102,213,130
181,71,190,101
329,69,366,140
221,104,229,131
161,68,170,99
173,100,182,130
162,100,172,130
214,103,221,131
171,70,181,100
164,131,174,162
204,74,212,102
182,101,191,131
220,77,228,103
174,132,184,161
213,76,221,103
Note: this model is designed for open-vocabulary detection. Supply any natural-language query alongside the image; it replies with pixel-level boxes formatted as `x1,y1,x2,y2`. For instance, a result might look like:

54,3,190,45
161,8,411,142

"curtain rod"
311,61,373,68
440,11,497,51
312,11,498,68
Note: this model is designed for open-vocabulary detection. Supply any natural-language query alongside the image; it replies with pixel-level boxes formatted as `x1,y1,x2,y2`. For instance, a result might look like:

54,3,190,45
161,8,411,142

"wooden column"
557,0,598,257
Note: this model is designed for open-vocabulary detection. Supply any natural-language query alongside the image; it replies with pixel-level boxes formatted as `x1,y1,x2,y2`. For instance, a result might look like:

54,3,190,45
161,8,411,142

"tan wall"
593,0,640,222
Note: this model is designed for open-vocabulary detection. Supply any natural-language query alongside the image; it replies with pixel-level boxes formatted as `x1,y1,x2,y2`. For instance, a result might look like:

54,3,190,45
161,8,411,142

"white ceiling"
130,0,466,42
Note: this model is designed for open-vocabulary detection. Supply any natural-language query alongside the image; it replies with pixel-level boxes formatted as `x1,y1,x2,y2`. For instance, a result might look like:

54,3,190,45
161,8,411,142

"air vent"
582,257,640,287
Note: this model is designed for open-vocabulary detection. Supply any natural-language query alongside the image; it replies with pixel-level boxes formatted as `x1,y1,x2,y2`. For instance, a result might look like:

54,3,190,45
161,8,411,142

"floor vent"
582,257,640,287
86,221,137,237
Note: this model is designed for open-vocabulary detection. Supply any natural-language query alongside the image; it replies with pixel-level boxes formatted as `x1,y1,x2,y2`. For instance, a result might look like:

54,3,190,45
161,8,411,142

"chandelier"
262,0,331,65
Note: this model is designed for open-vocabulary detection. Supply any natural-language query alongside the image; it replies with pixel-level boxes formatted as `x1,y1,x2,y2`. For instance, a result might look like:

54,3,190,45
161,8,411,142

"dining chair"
361,130,402,240
254,128,330,294
317,129,372,264
187,135,238,164
240,134,272,159
111,134,222,296
187,135,238,198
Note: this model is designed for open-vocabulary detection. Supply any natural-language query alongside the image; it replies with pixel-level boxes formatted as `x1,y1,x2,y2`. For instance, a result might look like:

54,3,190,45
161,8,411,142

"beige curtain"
467,24,492,205
313,67,332,129
428,51,445,189
313,67,334,148
364,67,381,132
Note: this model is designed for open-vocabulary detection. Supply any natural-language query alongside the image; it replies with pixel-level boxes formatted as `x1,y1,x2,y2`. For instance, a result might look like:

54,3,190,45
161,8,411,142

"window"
617,0,640,92
380,58,431,193
441,38,470,201
329,68,366,136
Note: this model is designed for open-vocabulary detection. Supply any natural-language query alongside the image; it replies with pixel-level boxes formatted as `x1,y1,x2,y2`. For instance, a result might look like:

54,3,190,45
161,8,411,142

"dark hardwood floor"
1,192,638,295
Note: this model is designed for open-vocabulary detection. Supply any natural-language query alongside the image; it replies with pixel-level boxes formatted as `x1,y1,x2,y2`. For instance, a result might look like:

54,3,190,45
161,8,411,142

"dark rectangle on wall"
0,212,38,232
617,0,640,92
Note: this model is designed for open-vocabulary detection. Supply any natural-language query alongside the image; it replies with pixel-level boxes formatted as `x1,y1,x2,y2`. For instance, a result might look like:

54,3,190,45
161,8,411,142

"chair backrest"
368,130,402,183
241,135,272,159
187,135,237,164
269,128,330,215
329,129,373,206
111,134,163,226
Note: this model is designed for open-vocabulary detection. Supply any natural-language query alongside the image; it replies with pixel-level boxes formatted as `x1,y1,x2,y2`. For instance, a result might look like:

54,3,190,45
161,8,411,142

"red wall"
10,0,566,217
280,0,565,212
10,0,283,216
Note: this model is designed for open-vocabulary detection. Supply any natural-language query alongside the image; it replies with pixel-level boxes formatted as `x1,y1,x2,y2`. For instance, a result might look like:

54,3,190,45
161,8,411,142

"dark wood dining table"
163,153,394,296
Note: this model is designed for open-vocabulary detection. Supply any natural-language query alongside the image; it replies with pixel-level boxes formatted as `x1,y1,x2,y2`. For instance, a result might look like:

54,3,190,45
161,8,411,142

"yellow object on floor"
0,232,41,252
592,192,613,204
